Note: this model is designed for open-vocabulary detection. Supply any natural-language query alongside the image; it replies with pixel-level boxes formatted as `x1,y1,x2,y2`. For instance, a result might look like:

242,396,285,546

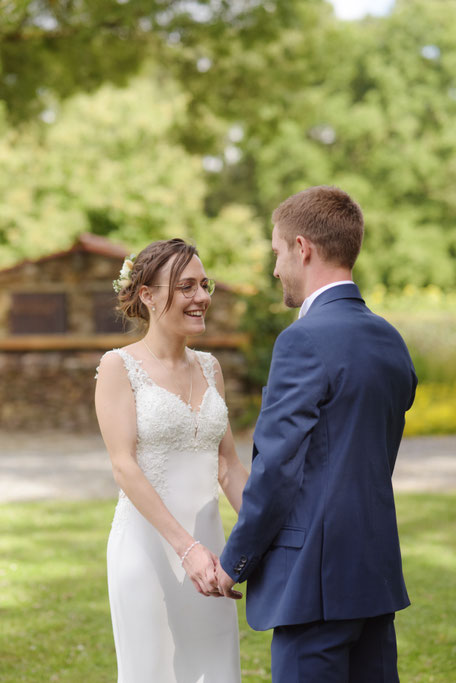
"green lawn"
0,494,455,682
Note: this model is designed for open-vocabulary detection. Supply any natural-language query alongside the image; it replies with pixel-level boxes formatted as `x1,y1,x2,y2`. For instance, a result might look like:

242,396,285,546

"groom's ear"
296,235,312,264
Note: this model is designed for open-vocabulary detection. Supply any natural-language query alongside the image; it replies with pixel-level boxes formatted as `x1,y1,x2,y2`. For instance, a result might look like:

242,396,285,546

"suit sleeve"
220,323,329,582
408,368,418,410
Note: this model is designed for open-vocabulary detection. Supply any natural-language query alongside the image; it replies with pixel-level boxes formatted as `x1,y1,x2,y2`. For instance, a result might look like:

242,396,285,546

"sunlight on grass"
0,494,454,682
394,494,456,682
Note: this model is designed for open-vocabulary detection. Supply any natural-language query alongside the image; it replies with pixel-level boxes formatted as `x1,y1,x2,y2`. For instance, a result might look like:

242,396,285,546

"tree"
0,73,269,288
2,0,456,290
0,0,299,122
166,0,456,289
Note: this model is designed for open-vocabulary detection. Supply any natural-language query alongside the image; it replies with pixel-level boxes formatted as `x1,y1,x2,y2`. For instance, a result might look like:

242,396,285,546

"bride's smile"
144,255,213,339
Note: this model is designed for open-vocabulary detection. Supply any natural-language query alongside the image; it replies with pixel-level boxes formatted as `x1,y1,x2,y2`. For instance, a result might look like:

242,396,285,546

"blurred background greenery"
1,4,455,682
0,0,455,434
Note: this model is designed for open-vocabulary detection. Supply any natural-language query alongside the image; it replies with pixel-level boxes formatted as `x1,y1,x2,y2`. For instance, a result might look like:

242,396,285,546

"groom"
216,186,417,682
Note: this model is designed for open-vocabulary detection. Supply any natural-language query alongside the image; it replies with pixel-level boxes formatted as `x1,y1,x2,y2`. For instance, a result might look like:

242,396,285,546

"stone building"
0,234,250,431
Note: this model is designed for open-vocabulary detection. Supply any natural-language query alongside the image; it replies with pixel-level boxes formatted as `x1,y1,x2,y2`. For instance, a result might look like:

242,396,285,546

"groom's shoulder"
279,310,331,338
274,316,319,354
370,312,413,356
275,305,378,348
276,303,409,354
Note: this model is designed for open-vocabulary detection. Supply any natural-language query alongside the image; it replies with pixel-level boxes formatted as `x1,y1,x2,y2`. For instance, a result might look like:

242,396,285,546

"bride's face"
150,255,212,337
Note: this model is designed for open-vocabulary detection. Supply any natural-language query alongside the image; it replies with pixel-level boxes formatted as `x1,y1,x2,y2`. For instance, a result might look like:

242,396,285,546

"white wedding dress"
100,348,241,683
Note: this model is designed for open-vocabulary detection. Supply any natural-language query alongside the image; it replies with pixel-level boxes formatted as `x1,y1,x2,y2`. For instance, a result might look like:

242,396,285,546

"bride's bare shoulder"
96,349,127,380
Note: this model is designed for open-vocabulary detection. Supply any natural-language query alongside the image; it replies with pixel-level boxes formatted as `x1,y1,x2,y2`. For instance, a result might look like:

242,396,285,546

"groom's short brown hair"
272,186,364,269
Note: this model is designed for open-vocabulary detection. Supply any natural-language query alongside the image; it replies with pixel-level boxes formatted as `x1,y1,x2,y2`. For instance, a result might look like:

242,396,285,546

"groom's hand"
215,560,243,600
182,545,221,597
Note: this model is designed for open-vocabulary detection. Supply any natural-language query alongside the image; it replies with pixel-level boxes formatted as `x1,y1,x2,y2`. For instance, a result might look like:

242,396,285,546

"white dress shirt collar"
298,281,355,319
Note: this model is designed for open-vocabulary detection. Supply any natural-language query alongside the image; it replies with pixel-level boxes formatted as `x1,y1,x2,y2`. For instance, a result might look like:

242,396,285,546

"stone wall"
0,251,127,337
0,351,100,431
0,244,256,432
0,346,253,432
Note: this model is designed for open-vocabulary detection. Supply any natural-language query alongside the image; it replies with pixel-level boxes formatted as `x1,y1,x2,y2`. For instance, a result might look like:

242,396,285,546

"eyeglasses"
153,278,216,298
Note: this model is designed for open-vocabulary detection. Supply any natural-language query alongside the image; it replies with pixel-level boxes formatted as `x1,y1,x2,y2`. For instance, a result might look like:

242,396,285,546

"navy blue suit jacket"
220,284,417,631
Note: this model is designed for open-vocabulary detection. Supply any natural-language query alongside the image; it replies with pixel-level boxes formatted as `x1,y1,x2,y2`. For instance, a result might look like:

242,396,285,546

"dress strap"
95,348,149,393
194,350,217,388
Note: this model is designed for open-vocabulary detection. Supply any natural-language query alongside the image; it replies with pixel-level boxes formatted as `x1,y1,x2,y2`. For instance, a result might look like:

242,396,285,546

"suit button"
240,555,247,562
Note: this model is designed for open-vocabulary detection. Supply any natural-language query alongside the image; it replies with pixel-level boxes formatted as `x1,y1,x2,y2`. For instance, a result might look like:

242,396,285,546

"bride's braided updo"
117,239,198,322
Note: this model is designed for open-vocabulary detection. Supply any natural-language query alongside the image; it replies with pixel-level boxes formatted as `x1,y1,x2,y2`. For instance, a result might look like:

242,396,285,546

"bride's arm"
95,351,219,596
214,359,249,514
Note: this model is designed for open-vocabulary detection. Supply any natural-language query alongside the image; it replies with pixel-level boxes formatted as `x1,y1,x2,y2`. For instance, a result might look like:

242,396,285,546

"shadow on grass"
395,494,456,682
1,494,454,683
0,501,116,682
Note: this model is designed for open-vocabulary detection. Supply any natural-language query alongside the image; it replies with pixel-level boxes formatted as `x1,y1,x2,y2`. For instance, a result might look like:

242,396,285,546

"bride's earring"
151,305,156,312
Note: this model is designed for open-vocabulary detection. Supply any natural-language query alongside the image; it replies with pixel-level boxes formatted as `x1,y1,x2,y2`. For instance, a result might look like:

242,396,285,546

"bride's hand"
182,544,220,597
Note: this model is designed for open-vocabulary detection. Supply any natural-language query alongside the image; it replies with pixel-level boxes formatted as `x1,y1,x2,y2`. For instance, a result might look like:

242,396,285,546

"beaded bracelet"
180,540,200,566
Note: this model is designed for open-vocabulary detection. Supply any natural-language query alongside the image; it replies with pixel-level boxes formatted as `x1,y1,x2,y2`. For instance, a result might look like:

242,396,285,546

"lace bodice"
96,347,228,502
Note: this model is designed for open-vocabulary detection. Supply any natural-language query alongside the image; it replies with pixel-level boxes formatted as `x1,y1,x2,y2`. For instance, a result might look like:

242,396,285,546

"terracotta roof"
0,234,236,292
73,233,128,258
0,233,128,274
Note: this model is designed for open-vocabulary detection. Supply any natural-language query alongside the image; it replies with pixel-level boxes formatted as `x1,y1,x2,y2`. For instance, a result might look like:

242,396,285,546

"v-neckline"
121,348,211,415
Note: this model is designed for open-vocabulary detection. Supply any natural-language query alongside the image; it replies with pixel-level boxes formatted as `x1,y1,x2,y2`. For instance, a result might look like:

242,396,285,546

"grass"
0,495,455,682
393,495,456,682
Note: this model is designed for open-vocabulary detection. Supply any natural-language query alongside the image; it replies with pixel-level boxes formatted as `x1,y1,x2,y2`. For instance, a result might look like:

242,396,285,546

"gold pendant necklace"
142,340,193,406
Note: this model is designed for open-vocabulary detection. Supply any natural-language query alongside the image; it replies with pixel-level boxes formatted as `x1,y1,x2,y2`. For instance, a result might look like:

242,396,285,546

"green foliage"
366,286,456,383
0,74,269,289
240,276,294,387
0,1,296,122
1,495,455,682
238,286,456,436
367,286,456,436
1,0,456,417
404,384,456,437
167,0,456,290
0,0,154,122
2,0,456,292
366,284,456,314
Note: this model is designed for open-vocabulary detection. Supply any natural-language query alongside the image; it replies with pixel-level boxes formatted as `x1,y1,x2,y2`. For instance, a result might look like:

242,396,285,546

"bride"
95,239,248,682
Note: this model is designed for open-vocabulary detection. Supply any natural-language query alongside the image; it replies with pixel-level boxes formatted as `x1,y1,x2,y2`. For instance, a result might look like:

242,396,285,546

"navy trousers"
271,613,399,683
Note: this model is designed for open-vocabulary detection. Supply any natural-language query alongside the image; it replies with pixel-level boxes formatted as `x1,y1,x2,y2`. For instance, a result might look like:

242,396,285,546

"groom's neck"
303,265,353,301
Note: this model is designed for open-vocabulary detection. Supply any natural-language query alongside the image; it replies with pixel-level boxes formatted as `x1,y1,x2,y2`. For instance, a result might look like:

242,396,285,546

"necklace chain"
142,340,193,406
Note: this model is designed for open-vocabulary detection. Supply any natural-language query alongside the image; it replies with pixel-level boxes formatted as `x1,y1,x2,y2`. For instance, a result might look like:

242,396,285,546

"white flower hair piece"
113,254,136,293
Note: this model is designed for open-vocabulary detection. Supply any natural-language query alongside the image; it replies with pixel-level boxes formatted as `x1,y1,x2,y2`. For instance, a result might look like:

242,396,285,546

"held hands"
215,559,243,600
181,542,242,600
181,542,221,596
